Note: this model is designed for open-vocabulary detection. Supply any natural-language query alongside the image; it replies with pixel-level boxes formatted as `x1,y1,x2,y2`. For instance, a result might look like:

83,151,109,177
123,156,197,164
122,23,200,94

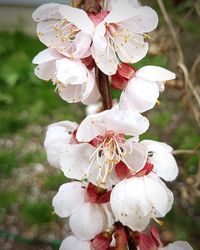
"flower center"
54,19,79,42
87,131,129,184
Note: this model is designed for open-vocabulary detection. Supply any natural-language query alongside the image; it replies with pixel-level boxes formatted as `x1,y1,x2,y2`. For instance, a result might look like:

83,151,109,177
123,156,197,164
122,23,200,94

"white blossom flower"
141,140,178,181
119,66,176,113
32,3,94,59
91,3,158,75
110,173,174,231
44,120,78,168
60,236,91,250
60,107,149,188
53,181,107,240
33,48,100,104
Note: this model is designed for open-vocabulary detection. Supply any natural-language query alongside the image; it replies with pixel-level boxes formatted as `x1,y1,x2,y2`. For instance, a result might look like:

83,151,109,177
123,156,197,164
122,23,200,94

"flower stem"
95,66,113,110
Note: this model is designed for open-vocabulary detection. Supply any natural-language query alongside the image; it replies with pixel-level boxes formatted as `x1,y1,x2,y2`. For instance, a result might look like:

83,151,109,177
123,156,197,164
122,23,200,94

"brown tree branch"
95,66,112,110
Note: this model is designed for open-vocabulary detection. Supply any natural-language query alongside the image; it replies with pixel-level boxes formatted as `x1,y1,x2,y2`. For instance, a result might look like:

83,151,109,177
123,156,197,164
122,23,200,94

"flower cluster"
33,0,193,249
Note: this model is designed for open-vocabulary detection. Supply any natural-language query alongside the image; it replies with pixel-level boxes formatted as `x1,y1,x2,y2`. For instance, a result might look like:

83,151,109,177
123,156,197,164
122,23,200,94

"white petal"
114,32,148,64
119,6,158,33
60,236,91,250
76,107,149,142
110,177,151,231
105,5,139,23
59,5,94,35
124,142,148,172
106,108,150,136
52,182,85,218
69,203,106,240
33,48,62,64
72,31,92,58
141,140,173,153
151,153,178,181
56,62,99,104
144,175,173,216
81,70,100,105
136,66,176,82
163,241,193,250
32,3,62,22
34,61,55,81
58,84,85,103
88,167,120,189
60,143,95,180
56,58,87,85
141,140,178,181
44,121,78,168
119,77,160,113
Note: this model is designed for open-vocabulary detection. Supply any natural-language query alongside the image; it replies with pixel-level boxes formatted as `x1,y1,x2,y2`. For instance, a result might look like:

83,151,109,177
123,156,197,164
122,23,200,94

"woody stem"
95,66,113,110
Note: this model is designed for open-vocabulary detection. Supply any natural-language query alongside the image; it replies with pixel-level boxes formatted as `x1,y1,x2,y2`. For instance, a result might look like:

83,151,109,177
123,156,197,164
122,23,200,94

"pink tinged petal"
52,182,85,218
163,241,193,250
115,161,132,180
34,61,56,81
92,232,112,250
44,121,78,168
32,48,62,64
134,162,154,177
150,226,163,248
136,66,176,82
138,234,157,250
124,142,148,172
60,143,95,180
141,140,178,181
69,203,106,240
59,5,94,35
144,175,174,216
32,3,62,22
119,77,160,113
119,6,158,33
60,236,91,250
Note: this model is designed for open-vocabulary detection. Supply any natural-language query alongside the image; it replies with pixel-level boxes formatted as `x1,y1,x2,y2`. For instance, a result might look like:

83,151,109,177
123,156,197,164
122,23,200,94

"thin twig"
172,149,200,155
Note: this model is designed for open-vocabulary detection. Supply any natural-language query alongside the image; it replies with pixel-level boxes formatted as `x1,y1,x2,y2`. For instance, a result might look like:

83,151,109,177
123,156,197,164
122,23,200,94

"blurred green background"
0,0,199,249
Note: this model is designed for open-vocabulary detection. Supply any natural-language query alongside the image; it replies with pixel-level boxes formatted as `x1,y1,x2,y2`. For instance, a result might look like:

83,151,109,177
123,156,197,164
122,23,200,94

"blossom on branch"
110,173,174,231
53,181,111,240
60,107,149,188
91,3,158,75
32,3,94,59
33,48,100,104
119,66,176,113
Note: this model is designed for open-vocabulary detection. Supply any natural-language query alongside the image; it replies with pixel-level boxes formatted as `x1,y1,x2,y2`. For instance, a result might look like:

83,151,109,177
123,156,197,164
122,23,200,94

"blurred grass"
0,5,199,247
